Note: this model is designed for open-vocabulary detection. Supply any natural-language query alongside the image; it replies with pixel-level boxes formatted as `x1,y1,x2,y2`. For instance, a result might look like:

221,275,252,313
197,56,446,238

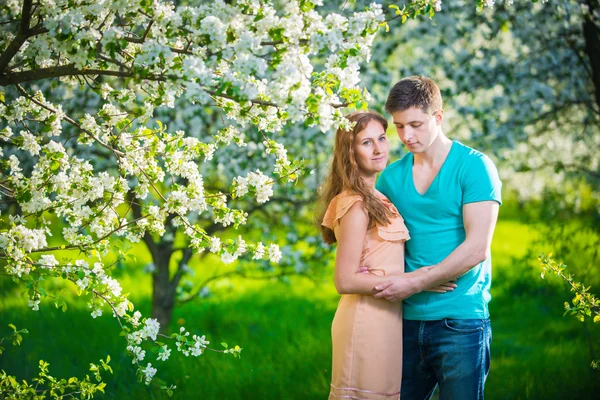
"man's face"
391,107,443,154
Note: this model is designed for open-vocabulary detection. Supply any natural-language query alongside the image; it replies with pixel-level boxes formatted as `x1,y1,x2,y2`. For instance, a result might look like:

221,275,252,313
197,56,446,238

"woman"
317,111,454,399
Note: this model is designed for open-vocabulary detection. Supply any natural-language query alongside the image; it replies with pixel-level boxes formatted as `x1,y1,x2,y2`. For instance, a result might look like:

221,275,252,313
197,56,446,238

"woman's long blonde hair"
317,111,395,244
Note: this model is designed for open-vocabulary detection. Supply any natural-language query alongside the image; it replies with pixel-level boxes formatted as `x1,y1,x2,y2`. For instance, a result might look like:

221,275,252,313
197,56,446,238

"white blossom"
253,242,265,260
142,363,157,385
140,318,160,341
220,251,237,264
268,244,282,263
157,345,171,361
28,298,40,311
209,237,221,253
39,254,59,269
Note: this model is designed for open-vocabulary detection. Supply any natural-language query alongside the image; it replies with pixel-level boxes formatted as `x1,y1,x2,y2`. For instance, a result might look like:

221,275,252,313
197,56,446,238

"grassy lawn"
1,218,599,399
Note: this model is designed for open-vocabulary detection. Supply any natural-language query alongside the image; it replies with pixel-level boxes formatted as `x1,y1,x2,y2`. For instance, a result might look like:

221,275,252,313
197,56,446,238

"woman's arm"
333,201,402,295
357,266,457,293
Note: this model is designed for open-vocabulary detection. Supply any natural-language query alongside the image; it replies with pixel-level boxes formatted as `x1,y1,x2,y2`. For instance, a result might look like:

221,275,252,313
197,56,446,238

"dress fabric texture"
322,191,410,400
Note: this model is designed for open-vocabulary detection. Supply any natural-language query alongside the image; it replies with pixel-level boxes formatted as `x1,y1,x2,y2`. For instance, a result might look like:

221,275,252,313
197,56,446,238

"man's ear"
435,109,444,125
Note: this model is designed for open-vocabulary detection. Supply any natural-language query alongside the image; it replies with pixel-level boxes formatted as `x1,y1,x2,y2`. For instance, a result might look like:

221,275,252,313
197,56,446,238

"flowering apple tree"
0,0,545,397
0,0,397,395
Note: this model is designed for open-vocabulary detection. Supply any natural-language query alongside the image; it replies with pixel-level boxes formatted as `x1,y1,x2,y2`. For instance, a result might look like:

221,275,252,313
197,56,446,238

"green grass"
1,217,600,399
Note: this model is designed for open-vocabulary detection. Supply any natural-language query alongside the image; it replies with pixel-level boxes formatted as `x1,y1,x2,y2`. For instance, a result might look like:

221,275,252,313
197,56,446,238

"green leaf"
115,118,131,131
50,159,62,171
268,27,285,43
299,0,315,12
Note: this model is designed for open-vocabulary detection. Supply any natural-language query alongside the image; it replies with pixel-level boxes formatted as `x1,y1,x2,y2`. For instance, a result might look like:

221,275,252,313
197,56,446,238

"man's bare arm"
374,201,499,301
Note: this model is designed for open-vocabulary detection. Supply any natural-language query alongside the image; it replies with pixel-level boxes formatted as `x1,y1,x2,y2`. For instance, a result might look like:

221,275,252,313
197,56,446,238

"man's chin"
406,146,423,153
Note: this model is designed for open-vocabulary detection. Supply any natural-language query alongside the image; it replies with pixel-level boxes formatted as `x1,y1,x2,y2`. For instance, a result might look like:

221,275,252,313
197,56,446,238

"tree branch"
558,162,600,180
204,89,279,108
260,39,308,46
177,269,293,305
19,0,33,33
128,190,157,256
22,213,150,254
15,84,125,157
583,0,600,112
0,0,34,72
0,64,165,86
1,65,289,111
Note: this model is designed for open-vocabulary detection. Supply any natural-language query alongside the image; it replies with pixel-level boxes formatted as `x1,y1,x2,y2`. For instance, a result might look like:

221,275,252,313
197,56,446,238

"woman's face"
353,120,389,178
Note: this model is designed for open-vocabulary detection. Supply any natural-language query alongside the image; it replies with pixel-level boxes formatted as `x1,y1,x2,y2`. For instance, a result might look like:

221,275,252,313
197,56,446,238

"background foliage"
1,0,600,398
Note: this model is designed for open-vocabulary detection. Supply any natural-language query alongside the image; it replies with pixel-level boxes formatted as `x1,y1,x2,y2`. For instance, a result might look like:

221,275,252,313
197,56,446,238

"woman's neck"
360,174,377,191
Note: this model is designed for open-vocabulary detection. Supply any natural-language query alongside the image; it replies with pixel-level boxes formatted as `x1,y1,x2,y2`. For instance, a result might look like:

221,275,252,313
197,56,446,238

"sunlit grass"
1,217,599,399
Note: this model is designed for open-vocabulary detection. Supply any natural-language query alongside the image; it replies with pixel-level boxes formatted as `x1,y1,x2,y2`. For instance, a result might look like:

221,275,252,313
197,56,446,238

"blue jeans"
401,318,491,400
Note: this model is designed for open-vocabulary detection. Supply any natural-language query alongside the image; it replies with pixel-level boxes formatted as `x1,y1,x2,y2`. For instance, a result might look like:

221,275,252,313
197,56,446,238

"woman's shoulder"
335,189,363,201
321,191,366,229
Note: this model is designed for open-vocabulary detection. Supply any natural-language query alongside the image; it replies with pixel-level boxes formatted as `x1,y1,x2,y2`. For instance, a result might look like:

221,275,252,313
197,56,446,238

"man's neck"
413,132,453,167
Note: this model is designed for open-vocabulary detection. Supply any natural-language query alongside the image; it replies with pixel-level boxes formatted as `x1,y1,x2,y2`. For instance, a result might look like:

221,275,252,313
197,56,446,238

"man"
374,76,502,399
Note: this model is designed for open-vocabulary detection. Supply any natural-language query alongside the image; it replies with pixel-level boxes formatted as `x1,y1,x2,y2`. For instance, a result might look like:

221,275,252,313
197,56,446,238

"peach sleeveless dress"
322,191,410,400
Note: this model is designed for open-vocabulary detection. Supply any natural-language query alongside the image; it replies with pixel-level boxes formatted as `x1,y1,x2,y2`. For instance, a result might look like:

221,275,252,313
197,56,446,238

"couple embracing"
318,76,502,400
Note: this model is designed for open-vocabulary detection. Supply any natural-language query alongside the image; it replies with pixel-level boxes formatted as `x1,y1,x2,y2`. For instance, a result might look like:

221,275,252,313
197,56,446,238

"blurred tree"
362,0,600,286
369,0,599,214
363,1,600,370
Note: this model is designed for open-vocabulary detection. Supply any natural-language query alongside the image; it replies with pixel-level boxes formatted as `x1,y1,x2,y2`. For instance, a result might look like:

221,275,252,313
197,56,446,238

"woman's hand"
425,281,457,293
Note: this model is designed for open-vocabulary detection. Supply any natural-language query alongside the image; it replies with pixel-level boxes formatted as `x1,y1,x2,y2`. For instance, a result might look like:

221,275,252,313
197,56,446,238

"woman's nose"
373,142,382,154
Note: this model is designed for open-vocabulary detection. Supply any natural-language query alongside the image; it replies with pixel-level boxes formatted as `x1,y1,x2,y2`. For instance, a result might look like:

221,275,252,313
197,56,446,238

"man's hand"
372,268,433,302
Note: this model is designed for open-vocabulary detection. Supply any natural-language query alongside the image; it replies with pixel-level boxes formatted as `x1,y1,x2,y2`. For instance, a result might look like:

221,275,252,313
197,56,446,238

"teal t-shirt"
376,141,502,320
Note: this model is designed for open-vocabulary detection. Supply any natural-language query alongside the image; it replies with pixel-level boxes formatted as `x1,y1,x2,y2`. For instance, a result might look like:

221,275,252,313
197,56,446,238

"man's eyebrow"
393,120,422,125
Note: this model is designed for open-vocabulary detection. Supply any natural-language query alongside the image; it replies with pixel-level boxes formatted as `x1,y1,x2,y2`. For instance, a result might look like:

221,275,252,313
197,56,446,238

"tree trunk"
150,244,176,333
584,0,600,112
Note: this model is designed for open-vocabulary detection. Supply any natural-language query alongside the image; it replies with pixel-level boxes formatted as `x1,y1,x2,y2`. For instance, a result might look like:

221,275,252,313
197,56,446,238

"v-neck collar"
409,141,456,197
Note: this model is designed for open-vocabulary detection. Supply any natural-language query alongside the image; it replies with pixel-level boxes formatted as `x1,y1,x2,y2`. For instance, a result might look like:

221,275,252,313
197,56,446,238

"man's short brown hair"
385,75,443,115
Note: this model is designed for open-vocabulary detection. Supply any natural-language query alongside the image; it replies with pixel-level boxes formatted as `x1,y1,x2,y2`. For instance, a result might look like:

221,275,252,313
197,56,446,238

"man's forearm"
415,239,489,292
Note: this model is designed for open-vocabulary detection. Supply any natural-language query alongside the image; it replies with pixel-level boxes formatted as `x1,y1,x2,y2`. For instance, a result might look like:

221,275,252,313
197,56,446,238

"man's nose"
400,127,414,142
